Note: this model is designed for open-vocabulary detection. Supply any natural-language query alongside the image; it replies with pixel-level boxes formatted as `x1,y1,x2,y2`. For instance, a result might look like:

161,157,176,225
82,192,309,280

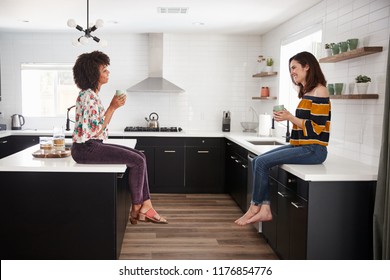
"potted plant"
355,75,371,94
324,43,333,56
265,58,274,72
330,42,340,55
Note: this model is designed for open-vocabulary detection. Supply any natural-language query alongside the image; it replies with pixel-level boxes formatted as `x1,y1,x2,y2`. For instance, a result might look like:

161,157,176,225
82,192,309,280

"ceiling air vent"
157,7,189,14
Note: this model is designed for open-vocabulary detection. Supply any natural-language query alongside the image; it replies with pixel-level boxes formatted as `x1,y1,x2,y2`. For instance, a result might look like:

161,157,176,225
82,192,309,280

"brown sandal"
138,208,168,224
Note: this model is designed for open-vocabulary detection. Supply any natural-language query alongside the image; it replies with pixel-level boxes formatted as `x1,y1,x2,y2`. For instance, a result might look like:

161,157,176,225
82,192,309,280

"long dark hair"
73,51,110,92
289,51,326,98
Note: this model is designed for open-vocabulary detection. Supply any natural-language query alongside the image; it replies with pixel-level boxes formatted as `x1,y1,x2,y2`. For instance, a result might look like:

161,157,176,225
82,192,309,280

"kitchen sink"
247,140,284,145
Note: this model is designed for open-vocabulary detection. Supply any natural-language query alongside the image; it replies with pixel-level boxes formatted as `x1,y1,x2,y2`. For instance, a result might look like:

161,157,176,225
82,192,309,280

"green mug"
347,38,359,50
327,84,334,95
335,83,344,95
339,41,348,53
331,44,340,55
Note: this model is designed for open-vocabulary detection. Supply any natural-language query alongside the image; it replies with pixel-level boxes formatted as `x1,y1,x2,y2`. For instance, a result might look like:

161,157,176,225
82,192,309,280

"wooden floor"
119,193,278,260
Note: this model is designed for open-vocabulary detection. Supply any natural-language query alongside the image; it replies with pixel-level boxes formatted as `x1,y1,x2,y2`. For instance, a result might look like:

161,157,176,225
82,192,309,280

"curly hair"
289,51,327,98
73,51,110,92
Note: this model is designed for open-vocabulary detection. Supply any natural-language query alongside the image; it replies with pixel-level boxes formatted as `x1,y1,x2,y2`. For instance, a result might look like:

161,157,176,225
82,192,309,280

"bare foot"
234,204,260,226
246,204,272,224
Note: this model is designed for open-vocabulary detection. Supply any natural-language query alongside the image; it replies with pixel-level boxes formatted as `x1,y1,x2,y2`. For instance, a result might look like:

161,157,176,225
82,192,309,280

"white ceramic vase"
356,83,369,94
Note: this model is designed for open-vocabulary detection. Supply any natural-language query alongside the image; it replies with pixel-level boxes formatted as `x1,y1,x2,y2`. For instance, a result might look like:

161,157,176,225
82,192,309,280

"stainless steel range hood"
127,33,184,93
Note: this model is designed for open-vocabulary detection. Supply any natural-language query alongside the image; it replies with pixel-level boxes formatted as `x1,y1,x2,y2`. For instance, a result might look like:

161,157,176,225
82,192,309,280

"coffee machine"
222,111,231,132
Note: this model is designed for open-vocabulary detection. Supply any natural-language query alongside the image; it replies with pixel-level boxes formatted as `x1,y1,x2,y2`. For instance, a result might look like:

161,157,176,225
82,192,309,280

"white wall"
0,32,269,133
0,0,389,167
261,0,390,166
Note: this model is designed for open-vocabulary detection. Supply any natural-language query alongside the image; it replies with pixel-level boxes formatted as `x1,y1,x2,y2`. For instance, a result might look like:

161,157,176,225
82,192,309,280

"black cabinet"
225,140,248,211
186,138,224,193
262,166,375,260
131,137,225,193
0,135,39,159
155,146,185,192
0,171,130,259
0,136,12,158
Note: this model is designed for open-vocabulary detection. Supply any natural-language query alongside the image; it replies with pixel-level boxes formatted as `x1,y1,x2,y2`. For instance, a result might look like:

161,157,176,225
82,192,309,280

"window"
279,26,322,113
21,64,78,117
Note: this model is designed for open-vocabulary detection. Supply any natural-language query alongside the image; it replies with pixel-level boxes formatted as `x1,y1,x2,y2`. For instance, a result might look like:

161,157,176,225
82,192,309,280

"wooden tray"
32,148,71,158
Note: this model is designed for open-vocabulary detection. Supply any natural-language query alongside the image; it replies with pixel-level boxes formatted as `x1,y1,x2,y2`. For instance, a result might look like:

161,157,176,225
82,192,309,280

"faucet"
272,118,290,142
66,105,75,131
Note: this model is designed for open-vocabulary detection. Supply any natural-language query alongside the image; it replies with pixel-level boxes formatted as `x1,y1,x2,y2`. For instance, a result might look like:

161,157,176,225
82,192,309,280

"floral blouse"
72,89,108,143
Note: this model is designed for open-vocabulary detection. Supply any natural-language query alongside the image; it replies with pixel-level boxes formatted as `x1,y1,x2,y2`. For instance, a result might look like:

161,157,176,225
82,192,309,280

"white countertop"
0,138,136,173
0,130,378,181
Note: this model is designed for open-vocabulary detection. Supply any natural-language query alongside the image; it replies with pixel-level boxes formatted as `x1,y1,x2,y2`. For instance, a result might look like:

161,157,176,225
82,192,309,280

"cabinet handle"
197,150,209,154
164,150,176,153
291,202,304,209
117,173,124,179
277,191,288,198
235,159,241,163
242,164,248,169
138,150,145,153
227,142,232,146
0,140,7,144
230,156,237,160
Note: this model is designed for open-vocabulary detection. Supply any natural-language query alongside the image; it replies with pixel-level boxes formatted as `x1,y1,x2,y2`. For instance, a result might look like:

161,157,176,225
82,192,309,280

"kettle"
11,114,25,130
145,112,159,128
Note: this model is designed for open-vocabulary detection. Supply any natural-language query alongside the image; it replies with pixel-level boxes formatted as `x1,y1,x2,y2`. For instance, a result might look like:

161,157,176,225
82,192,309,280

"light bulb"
72,38,80,46
95,19,104,28
79,36,89,45
99,39,108,47
67,19,77,28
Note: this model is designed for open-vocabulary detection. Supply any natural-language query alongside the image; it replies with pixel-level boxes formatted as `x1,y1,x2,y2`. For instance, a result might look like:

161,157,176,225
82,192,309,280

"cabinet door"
0,136,12,158
154,146,185,193
289,195,307,260
185,147,223,193
276,184,291,259
135,146,155,190
11,136,39,153
262,176,278,248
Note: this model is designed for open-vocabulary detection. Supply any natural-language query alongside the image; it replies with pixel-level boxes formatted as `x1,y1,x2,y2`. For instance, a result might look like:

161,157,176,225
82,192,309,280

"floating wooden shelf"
319,47,383,63
330,94,379,99
252,72,278,77
252,96,277,100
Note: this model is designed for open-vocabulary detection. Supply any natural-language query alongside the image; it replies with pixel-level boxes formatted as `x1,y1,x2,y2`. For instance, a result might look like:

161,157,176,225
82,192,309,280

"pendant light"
67,0,107,46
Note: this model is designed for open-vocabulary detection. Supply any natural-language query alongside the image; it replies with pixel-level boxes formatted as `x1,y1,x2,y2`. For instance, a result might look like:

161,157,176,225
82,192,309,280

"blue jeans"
251,144,328,205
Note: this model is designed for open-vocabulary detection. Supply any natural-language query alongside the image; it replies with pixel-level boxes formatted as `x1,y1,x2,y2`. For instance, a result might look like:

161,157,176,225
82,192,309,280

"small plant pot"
264,66,273,73
356,83,369,94
331,45,340,55
325,49,332,57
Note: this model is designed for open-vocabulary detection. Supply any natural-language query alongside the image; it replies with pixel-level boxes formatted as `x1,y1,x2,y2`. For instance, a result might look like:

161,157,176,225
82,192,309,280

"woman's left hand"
110,94,126,110
273,109,292,122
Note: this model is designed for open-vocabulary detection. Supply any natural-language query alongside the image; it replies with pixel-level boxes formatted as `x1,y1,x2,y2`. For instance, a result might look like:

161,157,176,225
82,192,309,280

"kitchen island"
0,139,136,260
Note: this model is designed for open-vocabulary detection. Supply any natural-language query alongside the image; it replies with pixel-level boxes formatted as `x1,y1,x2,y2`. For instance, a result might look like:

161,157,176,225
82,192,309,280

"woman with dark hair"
235,51,331,225
71,51,167,224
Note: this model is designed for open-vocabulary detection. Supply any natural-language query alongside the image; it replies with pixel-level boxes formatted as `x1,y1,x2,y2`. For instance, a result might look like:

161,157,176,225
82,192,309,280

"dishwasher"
247,152,262,233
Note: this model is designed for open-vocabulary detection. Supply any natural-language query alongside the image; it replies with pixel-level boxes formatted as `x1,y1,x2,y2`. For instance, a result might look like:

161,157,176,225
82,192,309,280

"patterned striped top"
290,95,331,146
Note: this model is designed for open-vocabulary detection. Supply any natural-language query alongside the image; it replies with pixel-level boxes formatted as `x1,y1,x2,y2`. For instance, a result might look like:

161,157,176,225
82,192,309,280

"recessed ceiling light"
157,7,189,14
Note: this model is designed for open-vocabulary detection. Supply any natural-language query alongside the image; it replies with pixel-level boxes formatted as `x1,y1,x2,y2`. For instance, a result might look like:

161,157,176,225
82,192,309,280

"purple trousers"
71,139,150,204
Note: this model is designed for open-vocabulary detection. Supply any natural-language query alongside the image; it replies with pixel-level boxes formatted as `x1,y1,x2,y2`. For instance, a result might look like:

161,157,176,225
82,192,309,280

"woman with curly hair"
71,51,167,224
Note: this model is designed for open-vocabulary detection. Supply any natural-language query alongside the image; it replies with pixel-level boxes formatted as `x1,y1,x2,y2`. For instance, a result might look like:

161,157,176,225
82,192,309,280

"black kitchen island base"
0,170,130,260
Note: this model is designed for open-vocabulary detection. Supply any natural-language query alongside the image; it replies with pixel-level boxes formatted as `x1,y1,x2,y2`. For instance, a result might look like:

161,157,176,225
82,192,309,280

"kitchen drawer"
278,168,308,200
133,137,185,147
185,137,223,147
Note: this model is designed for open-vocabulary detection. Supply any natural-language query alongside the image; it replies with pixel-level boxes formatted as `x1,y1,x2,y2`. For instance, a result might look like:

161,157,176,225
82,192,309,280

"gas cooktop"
124,126,182,132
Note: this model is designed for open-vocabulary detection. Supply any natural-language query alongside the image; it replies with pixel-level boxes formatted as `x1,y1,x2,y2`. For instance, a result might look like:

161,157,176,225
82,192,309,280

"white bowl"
240,122,258,132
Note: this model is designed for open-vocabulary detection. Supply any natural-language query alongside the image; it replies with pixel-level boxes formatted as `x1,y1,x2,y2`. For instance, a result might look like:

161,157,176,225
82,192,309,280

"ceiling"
0,0,322,35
